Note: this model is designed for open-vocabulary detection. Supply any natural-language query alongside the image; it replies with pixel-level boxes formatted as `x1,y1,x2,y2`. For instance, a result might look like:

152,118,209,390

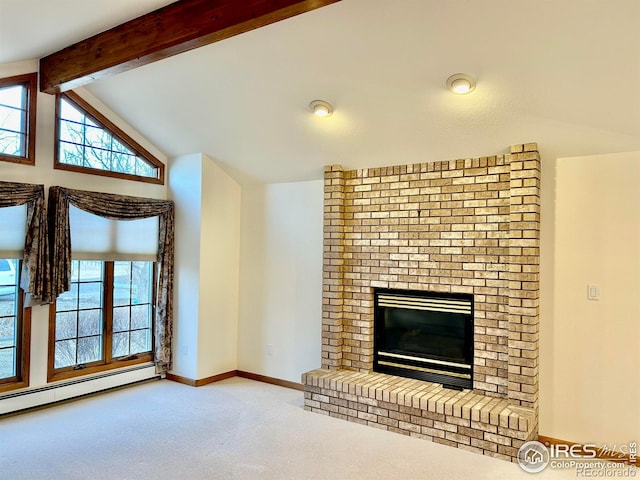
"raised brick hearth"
302,143,541,462
302,369,536,459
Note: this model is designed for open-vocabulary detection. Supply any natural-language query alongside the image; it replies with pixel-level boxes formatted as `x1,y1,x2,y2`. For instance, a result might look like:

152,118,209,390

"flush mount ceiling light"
309,100,334,117
446,73,476,95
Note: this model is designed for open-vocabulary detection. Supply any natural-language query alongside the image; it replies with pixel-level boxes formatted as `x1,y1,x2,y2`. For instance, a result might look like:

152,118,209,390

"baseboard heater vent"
0,364,158,415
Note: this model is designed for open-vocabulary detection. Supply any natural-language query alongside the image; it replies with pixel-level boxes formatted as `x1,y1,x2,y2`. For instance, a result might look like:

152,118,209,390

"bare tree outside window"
58,98,156,179
0,85,26,158
54,261,104,368
53,260,153,371
112,261,153,358
0,73,36,166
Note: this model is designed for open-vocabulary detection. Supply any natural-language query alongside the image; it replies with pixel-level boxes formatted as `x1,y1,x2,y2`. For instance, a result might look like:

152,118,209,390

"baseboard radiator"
0,364,159,415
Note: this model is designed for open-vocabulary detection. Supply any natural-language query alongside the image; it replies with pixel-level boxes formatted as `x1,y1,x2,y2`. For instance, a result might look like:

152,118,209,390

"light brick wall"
320,144,540,408
507,144,540,409
321,166,346,369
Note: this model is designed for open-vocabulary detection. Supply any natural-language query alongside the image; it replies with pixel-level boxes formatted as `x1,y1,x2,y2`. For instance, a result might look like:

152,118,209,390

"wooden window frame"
0,268,32,394
54,91,165,185
47,261,155,383
0,73,37,166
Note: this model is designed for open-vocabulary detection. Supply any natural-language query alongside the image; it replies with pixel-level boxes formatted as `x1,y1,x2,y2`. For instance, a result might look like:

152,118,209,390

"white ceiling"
2,0,639,184
0,0,173,62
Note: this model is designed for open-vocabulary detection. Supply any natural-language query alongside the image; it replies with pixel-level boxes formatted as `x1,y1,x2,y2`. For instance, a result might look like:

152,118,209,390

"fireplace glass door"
374,289,473,389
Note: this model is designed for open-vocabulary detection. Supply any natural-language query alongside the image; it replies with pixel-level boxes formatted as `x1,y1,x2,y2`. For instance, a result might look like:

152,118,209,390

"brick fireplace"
302,143,540,461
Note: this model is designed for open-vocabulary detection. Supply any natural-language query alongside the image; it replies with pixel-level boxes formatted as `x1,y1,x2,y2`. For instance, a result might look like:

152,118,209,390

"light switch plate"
587,285,599,301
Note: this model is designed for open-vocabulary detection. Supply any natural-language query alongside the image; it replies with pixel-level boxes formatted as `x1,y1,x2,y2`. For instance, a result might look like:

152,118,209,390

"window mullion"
16,284,23,378
74,273,80,366
81,116,87,168
104,261,114,363
20,86,28,154
152,263,157,353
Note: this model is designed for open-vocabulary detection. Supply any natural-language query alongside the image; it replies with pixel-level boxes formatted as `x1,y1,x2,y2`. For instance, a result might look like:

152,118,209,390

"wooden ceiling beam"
39,0,341,94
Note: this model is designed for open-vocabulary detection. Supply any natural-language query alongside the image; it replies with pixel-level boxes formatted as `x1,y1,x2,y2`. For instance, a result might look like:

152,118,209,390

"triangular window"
55,91,164,184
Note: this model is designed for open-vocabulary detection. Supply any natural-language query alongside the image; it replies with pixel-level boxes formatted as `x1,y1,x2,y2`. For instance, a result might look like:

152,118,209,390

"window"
47,187,172,375
0,73,37,165
49,260,154,381
0,259,31,392
55,91,164,184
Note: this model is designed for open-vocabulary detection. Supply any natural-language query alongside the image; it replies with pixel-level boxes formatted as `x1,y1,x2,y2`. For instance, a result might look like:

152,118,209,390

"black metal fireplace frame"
373,288,474,390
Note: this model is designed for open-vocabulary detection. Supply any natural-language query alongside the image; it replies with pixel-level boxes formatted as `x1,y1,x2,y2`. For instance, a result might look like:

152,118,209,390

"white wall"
169,153,241,381
238,180,323,383
168,154,202,380
197,155,241,378
540,151,640,445
0,60,166,406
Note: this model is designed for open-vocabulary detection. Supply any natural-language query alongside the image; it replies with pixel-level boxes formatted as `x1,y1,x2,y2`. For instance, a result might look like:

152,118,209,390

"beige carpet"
0,378,590,479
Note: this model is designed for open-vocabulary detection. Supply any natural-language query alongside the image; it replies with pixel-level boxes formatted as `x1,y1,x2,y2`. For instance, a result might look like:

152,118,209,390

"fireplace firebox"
373,289,474,390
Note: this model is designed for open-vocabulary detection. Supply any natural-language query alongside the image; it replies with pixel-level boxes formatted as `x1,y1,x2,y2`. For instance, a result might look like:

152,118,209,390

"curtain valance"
48,187,175,373
0,181,49,305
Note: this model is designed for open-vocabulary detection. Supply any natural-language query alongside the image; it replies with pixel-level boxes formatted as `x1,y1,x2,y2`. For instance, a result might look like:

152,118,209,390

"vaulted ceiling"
2,0,639,184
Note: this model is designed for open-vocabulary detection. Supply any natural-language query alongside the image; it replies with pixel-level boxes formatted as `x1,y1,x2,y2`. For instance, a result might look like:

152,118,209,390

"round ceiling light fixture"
309,100,334,117
446,73,476,95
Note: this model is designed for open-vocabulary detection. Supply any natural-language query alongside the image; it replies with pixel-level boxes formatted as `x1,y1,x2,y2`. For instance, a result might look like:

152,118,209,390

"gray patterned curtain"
49,187,175,374
0,181,50,305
